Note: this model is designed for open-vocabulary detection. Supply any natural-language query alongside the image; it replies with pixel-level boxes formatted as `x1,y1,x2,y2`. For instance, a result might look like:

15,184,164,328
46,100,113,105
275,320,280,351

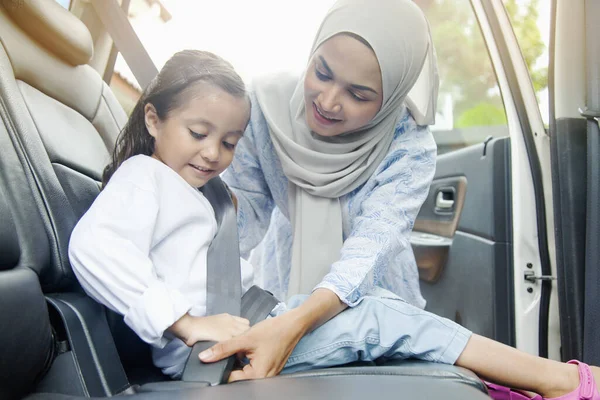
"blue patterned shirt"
223,93,436,308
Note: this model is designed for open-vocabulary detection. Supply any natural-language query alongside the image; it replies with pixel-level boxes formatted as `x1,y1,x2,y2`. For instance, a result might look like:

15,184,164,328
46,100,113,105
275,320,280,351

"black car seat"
0,113,55,400
0,0,160,394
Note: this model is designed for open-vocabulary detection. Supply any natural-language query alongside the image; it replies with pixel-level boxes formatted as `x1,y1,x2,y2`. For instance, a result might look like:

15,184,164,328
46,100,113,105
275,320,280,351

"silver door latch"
524,270,556,283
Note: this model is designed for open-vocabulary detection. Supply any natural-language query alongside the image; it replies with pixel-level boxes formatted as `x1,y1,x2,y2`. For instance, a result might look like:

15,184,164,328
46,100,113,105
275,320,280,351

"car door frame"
471,0,558,358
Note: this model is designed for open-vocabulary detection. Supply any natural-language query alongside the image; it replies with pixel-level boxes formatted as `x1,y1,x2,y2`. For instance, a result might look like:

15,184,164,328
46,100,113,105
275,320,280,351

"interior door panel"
412,137,514,345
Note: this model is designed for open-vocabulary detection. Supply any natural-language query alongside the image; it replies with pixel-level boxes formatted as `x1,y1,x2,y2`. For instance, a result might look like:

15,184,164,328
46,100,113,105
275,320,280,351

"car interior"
0,0,596,399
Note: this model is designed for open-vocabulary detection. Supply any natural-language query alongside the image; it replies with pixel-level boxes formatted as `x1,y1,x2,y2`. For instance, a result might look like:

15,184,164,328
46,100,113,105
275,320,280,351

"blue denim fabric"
276,287,472,374
161,288,471,379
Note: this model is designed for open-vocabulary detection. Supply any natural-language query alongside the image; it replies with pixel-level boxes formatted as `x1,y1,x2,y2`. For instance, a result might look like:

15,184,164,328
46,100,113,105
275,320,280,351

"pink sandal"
485,381,541,400
485,360,599,400
543,360,599,400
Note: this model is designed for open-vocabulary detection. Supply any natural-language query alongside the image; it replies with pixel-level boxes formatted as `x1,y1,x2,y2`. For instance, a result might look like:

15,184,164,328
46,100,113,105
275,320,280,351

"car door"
412,0,557,359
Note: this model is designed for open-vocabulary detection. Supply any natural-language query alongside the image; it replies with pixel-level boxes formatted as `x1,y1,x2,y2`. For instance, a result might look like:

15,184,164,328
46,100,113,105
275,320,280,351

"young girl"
68,50,599,400
69,50,254,378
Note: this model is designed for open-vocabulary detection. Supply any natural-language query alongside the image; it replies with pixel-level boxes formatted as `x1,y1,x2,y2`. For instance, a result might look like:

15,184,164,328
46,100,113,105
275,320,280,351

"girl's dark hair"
102,50,248,187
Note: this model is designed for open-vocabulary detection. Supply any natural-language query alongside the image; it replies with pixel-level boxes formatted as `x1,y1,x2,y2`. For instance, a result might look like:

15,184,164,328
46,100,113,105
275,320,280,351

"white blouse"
69,155,253,362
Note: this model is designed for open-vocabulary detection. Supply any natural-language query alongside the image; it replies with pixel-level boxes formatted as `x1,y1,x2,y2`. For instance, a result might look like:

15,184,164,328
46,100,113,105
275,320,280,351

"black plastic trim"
45,293,130,397
581,0,600,367
583,119,600,365
546,0,586,362
550,118,586,362
492,139,515,346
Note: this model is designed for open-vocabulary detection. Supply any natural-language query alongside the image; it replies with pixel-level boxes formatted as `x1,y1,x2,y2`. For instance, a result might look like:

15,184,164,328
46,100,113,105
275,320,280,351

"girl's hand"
168,313,250,347
193,313,250,344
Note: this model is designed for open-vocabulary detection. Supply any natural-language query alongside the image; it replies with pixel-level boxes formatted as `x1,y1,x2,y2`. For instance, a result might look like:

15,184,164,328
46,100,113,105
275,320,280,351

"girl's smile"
188,162,216,178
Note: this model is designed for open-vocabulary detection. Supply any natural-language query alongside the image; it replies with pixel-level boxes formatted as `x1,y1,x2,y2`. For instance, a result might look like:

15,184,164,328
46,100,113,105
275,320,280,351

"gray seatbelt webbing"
241,286,280,326
201,178,242,317
582,0,600,366
180,181,279,383
90,0,158,89
181,177,242,385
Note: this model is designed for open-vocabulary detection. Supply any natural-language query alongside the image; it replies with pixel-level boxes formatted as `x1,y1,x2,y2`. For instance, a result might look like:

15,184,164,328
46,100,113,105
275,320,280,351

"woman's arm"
317,119,436,307
199,288,345,381
222,94,276,258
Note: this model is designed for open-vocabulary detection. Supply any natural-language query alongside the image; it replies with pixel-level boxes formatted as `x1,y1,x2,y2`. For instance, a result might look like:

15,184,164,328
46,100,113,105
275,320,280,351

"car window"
55,0,71,10
415,0,510,155
112,0,533,155
504,0,550,127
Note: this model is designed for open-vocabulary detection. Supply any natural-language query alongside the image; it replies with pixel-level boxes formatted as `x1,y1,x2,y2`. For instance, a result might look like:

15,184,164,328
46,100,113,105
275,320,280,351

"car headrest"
4,0,93,66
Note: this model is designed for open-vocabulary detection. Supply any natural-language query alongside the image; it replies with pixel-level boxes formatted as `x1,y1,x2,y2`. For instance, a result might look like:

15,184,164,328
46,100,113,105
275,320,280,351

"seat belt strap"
241,286,280,326
181,285,279,384
181,177,242,385
90,0,158,89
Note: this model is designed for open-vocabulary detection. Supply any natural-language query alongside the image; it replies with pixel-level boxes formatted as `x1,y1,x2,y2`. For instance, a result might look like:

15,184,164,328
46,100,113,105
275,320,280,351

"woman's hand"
199,310,306,381
168,313,250,347
199,288,347,381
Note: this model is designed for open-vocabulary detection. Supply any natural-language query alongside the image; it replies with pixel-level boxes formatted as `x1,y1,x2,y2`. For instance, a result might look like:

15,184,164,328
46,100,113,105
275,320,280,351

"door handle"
435,189,455,210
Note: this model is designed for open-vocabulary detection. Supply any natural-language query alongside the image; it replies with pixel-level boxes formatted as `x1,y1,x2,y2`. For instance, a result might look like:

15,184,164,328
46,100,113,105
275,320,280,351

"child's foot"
542,361,600,399
594,366,600,390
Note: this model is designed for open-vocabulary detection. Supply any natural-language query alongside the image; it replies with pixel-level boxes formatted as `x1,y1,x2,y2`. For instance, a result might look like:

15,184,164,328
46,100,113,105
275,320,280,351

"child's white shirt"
68,155,254,376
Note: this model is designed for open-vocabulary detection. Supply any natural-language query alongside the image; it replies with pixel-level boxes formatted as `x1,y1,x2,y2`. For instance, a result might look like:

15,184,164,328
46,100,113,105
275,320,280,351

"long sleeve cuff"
124,281,193,348
314,276,372,308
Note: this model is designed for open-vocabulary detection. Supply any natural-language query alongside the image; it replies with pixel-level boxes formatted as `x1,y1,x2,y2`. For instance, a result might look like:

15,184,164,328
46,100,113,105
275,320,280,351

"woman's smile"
312,102,342,126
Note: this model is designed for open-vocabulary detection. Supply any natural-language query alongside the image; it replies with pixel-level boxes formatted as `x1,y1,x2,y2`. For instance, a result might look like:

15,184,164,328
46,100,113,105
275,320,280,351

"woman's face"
304,34,383,137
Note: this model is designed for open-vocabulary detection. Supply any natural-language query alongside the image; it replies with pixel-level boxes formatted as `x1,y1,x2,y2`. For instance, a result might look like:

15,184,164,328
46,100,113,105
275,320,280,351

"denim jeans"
159,287,472,378
275,287,472,374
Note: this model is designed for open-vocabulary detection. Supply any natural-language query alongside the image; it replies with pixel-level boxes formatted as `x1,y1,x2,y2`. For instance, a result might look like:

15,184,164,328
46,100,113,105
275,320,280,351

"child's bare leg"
456,334,600,398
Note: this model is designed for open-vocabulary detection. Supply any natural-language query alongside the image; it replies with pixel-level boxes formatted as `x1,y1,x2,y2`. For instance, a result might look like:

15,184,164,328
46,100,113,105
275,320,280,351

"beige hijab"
254,0,438,298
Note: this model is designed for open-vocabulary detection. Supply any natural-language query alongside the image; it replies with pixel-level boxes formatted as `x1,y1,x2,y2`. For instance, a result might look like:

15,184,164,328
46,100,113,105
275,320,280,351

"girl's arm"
168,313,249,346
169,257,255,345
69,183,188,347
69,182,248,347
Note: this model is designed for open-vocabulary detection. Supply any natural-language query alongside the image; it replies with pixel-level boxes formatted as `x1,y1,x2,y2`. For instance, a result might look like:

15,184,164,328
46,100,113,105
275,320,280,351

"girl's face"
304,34,383,137
145,82,250,188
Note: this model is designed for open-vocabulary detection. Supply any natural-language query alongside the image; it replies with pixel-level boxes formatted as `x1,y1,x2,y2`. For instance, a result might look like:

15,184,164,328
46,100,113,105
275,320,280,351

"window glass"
504,0,550,126
55,0,71,10
415,0,509,155
116,0,517,154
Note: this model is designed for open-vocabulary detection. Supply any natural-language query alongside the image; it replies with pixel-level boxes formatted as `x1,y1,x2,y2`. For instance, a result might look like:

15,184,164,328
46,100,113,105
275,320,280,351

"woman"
213,0,438,380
